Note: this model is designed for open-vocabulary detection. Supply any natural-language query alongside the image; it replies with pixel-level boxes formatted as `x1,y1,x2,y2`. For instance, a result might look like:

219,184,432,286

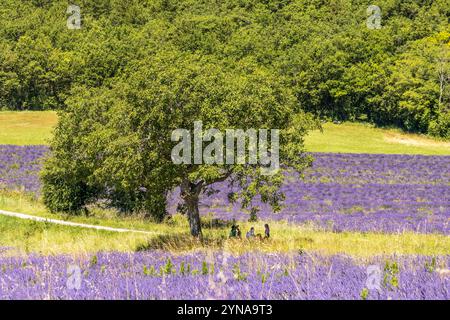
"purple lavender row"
0,145,48,195
182,181,449,233
1,145,449,234
304,153,450,185
0,249,447,300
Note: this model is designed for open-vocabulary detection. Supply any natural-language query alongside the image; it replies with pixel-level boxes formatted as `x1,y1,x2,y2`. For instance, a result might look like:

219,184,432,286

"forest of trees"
0,0,449,138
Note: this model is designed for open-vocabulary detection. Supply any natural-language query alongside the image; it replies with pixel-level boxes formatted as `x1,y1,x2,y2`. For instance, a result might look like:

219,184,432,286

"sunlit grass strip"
1,111,449,155
305,122,450,155
0,250,447,299
0,111,57,145
0,191,449,257
0,213,448,258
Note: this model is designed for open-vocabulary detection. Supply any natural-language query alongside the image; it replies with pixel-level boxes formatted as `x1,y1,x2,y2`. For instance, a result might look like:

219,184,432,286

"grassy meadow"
1,202,448,258
0,111,57,145
306,122,450,155
0,111,448,301
1,111,449,155
0,111,449,258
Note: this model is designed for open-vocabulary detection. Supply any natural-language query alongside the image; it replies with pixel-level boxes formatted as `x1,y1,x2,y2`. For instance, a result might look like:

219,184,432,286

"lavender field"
0,249,448,300
1,145,449,234
178,153,450,234
0,145,449,300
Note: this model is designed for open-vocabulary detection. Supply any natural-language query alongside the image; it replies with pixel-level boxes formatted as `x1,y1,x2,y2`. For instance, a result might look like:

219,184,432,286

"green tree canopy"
1,0,449,137
42,50,318,236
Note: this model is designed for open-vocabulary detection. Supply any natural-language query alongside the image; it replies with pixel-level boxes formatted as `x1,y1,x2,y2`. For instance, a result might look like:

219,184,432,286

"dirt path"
0,209,157,235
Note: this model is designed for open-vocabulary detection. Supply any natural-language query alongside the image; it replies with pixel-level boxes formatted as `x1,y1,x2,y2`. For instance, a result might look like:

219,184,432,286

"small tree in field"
42,51,318,237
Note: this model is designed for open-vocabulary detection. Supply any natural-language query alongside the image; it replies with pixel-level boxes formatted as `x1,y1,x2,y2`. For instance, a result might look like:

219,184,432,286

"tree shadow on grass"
201,218,234,230
136,233,227,252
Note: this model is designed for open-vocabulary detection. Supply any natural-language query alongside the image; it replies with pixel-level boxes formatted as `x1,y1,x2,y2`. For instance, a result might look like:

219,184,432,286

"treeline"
0,0,449,138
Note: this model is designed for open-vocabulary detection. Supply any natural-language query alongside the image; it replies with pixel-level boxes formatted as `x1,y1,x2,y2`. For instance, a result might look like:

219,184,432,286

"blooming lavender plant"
1,145,449,234
0,145,48,195
168,153,450,234
0,250,447,300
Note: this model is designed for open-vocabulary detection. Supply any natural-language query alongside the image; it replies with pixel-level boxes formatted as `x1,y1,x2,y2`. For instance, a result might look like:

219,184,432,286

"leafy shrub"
428,111,450,139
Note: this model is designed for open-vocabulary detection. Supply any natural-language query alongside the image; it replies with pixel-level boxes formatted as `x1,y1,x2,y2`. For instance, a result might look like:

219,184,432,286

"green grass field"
1,191,449,257
305,122,450,155
1,205,448,258
0,111,57,145
1,111,449,154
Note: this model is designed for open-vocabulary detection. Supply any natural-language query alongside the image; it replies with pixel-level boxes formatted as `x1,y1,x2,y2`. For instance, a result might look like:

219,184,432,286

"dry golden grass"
0,192,448,258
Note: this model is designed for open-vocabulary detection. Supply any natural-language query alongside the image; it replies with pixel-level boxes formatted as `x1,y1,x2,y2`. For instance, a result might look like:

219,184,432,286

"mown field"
1,111,449,154
0,111,449,300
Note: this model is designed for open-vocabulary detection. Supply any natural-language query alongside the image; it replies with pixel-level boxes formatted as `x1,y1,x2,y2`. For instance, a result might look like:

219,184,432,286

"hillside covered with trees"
0,0,449,137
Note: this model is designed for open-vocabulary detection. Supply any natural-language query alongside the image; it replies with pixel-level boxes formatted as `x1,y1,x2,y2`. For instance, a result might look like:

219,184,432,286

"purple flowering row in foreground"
0,249,448,300
1,145,449,234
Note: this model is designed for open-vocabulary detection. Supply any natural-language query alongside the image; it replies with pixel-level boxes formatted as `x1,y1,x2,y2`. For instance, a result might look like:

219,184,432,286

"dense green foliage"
41,49,318,234
0,0,449,137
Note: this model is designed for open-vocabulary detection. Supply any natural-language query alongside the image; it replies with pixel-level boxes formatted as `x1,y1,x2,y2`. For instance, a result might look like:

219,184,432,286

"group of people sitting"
229,223,270,240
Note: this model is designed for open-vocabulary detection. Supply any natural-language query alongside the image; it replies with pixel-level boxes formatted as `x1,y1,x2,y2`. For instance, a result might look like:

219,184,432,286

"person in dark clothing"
264,224,270,239
236,225,242,239
229,225,237,238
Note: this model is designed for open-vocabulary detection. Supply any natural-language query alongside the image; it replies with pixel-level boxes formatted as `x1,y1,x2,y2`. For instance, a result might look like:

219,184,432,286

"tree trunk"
186,196,202,238
180,179,203,239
